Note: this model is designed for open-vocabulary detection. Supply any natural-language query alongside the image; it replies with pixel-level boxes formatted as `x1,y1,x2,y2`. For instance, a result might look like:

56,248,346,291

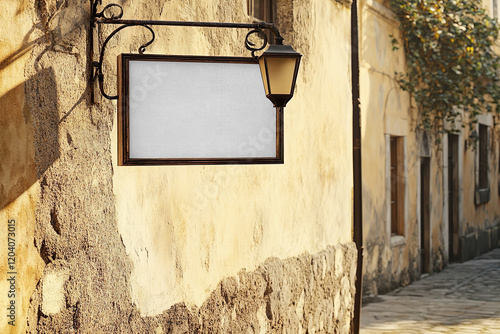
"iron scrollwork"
245,29,268,59
93,24,155,100
90,0,284,100
91,0,124,22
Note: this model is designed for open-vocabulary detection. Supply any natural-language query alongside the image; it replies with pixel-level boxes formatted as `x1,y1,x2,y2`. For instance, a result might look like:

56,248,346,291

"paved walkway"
360,248,500,334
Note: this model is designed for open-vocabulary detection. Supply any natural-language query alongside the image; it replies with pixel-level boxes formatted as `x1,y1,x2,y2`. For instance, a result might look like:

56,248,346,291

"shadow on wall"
0,67,59,210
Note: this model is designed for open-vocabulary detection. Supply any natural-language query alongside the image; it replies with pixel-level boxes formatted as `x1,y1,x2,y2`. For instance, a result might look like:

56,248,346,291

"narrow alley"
361,248,500,334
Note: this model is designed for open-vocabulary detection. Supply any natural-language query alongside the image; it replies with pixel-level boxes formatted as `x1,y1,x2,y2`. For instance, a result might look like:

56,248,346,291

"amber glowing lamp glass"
258,44,302,108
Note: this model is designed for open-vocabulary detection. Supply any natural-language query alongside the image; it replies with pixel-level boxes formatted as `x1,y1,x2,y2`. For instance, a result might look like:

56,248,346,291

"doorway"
448,134,460,262
420,157,431,274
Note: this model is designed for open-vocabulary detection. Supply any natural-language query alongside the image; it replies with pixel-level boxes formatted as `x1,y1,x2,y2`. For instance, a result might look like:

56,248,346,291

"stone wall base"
34,242,358,333
459,226,500,262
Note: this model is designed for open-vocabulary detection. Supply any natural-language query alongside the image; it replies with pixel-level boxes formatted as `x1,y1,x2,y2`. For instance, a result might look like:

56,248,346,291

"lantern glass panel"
259,57,270,95
265,57,296,95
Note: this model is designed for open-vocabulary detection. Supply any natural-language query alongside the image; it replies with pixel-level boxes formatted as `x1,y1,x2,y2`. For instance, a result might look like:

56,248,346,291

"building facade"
0,0,359,333
361,0,500,296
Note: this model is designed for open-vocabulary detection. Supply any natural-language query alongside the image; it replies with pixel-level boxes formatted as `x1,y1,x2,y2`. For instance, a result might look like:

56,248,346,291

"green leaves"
391,0,500,134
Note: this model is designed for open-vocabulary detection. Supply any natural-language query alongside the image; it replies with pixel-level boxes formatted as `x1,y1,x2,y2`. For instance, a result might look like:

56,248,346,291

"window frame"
475,120,491,205
247,0,276,23
247,0,276,43
386,134,407,246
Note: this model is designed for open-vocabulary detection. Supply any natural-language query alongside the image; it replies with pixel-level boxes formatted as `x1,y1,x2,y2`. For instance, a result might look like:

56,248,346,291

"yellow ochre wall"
111,0,354,316
1,0,358,332
0,1,45,333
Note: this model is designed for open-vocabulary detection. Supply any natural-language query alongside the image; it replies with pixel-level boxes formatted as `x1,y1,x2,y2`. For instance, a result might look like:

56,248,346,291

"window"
248,0,275,23
479,124,489,189
475,123,490,205
390,136,405,236
248,0,276,42
493,0,498,19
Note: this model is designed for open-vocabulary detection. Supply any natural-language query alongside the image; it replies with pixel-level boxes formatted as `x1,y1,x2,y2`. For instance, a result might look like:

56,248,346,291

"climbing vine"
390,0,500,135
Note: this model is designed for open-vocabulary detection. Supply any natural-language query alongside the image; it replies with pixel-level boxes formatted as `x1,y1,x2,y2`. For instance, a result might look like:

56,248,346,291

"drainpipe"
351,0,363,332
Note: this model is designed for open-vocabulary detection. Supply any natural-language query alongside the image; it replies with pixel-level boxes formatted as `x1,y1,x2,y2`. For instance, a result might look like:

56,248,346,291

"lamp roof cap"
262,44,301,57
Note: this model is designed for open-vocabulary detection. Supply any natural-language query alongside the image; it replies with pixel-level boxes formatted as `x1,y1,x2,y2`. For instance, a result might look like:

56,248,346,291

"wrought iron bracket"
89,0,284,101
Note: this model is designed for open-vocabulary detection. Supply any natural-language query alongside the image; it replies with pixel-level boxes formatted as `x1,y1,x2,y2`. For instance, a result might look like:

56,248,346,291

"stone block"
459,233,477,262
478,229,490,255
492,227,500,248
41,268,69,316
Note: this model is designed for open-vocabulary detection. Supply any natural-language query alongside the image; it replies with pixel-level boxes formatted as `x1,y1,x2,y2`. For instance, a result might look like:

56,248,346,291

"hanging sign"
117,54,283,165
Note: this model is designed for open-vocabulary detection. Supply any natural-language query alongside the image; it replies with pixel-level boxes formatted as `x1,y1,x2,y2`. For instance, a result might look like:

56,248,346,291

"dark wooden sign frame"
117,54,283,166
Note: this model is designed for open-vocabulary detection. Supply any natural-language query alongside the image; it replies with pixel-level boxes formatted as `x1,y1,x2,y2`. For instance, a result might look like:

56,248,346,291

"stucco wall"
111,1,352,315
360,0,450,295
360,0,418,295
445,0,500,245
111,0,354,317
1,0,357,333
360,0,500,297
460,116,500,258
0,1,45,333
459,0,500,250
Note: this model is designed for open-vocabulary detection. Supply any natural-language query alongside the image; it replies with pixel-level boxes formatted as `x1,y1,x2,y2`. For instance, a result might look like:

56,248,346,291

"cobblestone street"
360,248,500,333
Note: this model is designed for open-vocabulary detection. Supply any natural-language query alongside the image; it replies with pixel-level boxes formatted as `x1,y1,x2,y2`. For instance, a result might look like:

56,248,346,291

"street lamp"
259,44,302,108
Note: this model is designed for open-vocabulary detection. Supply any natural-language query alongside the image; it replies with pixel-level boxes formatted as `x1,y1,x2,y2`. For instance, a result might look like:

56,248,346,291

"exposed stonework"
197,244,357,334
31,242,356,333
361,237,419,296
40,265,69,316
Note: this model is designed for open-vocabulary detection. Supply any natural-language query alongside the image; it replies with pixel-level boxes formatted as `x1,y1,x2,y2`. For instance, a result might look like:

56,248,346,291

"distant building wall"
459,113,500,262
361,0,500,297
360,0,417,295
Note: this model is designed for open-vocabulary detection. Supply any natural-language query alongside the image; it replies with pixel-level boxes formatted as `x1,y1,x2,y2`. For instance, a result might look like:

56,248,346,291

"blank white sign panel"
125,58,276,160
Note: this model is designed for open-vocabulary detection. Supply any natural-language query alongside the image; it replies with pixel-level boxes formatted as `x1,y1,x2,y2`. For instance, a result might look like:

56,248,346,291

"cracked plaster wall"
0,0,357,333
